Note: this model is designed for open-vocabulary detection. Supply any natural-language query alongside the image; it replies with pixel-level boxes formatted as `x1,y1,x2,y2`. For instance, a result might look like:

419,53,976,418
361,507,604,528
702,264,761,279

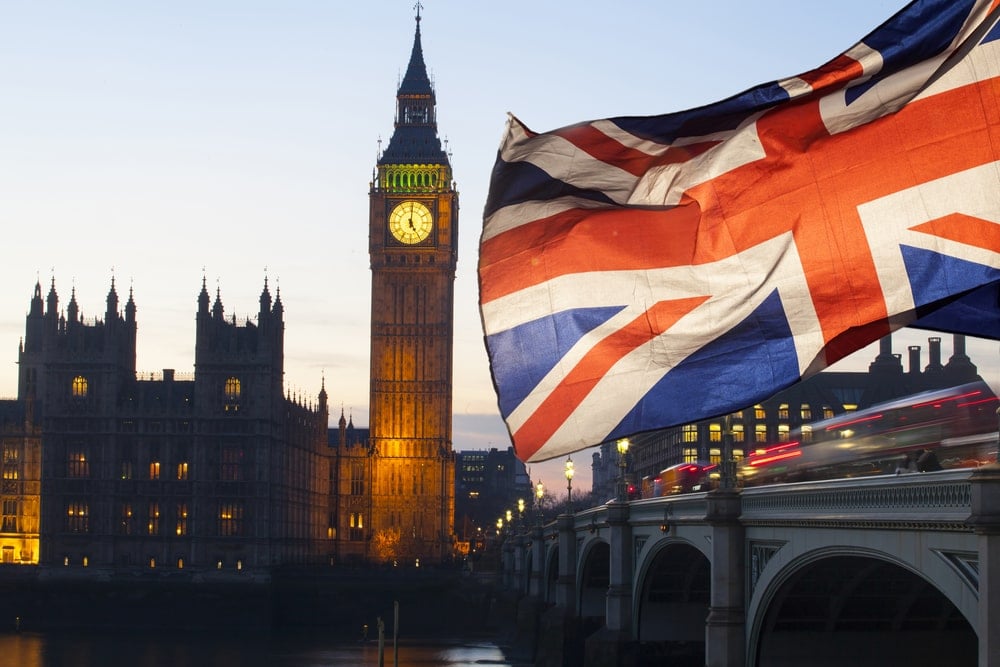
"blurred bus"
740,381,998,486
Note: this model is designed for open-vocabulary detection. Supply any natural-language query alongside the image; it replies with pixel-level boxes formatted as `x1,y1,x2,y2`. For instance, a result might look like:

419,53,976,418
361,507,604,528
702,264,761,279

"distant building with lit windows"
591,333,984,498
9,277,330,578
0,401,41,564
454,447,530,541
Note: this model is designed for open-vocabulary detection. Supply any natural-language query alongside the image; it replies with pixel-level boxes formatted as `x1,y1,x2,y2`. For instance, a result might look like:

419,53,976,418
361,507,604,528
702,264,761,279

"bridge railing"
740,469,975,530
528,469,980,549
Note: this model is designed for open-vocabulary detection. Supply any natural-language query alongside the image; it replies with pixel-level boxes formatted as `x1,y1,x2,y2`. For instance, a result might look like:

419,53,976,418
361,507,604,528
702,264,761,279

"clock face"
388,200,433,245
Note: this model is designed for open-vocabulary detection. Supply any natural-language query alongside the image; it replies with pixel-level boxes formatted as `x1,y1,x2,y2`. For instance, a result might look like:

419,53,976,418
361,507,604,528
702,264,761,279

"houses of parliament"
0,12,456,575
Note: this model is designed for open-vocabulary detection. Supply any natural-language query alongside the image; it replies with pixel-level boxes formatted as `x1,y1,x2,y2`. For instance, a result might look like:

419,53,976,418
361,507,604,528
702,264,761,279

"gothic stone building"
1,278,331,577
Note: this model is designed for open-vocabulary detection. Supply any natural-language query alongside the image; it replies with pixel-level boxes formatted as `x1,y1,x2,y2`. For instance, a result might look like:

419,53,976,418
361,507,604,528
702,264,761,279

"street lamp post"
616,438,630,501
564,456,575,511
535,481,545,525
517,498,525,529
720,414,737,490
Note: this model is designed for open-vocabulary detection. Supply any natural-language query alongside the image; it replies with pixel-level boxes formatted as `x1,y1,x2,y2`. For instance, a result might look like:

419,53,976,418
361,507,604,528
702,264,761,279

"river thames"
0,631,530,667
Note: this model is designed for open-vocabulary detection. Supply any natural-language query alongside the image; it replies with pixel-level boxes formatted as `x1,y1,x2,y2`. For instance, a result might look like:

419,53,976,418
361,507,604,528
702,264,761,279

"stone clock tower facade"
367,10,456,564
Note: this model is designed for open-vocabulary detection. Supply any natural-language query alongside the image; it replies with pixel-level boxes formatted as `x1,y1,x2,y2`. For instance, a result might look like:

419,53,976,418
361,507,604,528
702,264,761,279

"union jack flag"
479,0,1000,462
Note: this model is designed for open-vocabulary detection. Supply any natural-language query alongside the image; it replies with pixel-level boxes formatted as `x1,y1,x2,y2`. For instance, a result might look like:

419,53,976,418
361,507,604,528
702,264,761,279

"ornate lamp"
564,456,575,510
616,438,630,501
534,481,545,524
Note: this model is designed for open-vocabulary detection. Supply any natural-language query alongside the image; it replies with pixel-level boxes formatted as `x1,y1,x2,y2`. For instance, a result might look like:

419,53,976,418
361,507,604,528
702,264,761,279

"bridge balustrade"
498,467,1000,667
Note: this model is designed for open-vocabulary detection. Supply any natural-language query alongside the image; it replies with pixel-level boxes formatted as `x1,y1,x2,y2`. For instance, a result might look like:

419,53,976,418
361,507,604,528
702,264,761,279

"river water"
0,631,530,667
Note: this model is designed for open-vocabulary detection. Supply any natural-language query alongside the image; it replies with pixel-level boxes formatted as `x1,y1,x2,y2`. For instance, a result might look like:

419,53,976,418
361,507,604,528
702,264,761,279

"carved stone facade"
2,278,331,577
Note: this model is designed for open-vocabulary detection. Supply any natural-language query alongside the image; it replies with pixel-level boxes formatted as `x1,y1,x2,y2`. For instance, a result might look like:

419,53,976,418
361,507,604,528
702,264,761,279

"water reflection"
0,632,525,667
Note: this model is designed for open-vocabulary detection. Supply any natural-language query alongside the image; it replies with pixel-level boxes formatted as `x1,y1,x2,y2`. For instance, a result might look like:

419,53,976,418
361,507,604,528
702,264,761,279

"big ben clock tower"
367,7,457,564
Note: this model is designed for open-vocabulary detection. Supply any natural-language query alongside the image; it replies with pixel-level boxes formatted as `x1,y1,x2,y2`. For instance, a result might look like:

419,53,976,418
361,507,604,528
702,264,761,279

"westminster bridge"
496,467,1000,666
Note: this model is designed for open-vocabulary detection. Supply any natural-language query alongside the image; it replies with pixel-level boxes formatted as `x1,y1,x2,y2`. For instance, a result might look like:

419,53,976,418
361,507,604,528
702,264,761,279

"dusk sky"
1,1,996,495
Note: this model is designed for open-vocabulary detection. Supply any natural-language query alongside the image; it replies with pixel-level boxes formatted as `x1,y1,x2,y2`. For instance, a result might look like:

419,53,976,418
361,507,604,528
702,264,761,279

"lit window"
349,512,364,541
149,460,160,480
778,403,789,420
733,448,745,461
709,423,722,443
823,406,834,419
120,503,133,535
732,424,745,443
682,424,698,443
71,376,88,398
147,502,160,535
802,425,814,443
68,449,89,478
755,424,767,443
219,502,244,537
224,377,241,411
176,503,188,536
176,461,189,480
66,502,89,533
682,448,698,464
778,424,790,442
801,405,812,421
709,448,721,464
82,556,89,568
843,403,857,413
149,557,156,569
2,499,18,532
754,404,766,420
177,557,184,569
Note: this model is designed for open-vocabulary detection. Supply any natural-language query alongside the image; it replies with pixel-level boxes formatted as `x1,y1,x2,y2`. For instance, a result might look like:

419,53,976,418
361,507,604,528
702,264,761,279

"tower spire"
378,6,448,167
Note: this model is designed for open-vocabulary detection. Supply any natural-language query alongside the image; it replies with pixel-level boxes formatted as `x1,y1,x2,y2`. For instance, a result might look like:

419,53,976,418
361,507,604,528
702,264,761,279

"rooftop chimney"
908,346,921,375
925,337,943,374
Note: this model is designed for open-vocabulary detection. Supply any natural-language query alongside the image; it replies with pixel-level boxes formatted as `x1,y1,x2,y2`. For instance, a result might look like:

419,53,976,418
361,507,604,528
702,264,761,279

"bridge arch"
634,538,710,663
578,538,610,635
748,548,977,667
522,547,533,595
544,543,559,604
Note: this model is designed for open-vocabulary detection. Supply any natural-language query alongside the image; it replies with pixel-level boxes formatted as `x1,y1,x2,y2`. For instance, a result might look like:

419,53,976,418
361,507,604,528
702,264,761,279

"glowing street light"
564,456,575,511
535,481,545,524
616,438,630,501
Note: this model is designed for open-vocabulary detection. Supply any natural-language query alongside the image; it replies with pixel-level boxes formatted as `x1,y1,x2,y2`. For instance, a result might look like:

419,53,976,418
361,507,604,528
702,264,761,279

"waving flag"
479,0,1000,462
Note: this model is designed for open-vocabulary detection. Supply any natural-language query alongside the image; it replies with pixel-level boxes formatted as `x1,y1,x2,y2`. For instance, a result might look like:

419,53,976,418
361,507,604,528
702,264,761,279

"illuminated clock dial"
389,200,433,245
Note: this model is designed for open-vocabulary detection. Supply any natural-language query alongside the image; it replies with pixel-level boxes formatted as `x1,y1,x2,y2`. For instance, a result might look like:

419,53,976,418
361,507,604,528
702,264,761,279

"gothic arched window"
71,376,88,398
224,377,241,411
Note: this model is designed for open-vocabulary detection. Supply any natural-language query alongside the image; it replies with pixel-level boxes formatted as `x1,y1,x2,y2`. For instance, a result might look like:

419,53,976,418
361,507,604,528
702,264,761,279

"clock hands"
390,201,429,243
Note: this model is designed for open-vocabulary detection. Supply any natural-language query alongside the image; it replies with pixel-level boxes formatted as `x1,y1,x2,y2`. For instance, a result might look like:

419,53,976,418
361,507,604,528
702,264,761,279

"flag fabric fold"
479,0,1000,463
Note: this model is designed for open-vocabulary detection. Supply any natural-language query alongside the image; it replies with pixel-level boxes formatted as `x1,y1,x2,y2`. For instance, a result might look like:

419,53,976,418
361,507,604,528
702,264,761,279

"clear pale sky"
1,1,996,496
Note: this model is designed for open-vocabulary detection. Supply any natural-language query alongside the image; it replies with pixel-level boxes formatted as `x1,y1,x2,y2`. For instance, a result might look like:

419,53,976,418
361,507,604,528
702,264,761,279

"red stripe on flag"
480,203,704,304
553,123,719,178
797,54,865,93
512,296,708,461
911,212,1000,254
